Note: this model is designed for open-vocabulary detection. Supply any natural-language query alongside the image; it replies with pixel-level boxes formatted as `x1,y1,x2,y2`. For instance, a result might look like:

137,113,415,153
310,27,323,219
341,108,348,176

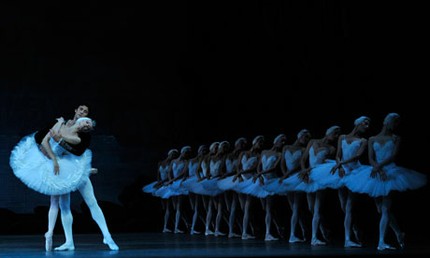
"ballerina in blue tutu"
345,113,427,250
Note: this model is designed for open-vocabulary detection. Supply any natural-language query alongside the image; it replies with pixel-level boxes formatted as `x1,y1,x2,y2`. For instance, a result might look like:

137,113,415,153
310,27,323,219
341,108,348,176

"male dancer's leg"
78,177,119,250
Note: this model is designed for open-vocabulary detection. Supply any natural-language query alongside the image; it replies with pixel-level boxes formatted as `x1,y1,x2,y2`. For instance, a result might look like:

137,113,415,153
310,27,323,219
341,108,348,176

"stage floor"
0,233,429,258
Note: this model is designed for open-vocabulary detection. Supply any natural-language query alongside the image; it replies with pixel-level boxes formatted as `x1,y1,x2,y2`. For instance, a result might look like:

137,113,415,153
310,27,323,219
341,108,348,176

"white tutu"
153,180,189,199
191,178,223,196
263,176,297,194
217,175,247,193
142,181,159,194
182,176,205,195
241,177,273,198
344,163,427,197
10,134,92,195
295,160,343,192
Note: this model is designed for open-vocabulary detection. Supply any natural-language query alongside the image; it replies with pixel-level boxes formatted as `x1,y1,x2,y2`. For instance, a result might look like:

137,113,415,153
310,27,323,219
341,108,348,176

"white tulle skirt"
142,181,159,194
10,134,92,195
344,163,427,197
153,179,189,199
218,175,252,194
295,160,343,193
240,177,274,198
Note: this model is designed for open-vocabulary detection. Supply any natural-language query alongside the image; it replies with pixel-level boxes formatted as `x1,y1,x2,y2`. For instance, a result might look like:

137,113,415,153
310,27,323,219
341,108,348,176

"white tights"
45,178,118,251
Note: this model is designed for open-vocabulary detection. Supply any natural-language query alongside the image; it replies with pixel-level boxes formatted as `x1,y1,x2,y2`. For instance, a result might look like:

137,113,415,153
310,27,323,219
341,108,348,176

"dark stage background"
0,0,428,244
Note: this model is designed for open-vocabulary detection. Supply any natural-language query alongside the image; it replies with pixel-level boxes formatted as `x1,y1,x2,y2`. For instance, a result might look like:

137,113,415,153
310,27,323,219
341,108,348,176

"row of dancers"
143,113,427,250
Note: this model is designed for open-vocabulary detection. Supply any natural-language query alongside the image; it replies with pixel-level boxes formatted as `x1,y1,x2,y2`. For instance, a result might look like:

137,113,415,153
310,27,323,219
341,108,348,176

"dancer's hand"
370,166,379,178
330,164,339,175
50,129,62,142
90,168,98,175
298,169,310,183
258,176,264,186
379,170,388,181
56,117,65,124
232,175,238,182
53,160,60,175
338,166,345,178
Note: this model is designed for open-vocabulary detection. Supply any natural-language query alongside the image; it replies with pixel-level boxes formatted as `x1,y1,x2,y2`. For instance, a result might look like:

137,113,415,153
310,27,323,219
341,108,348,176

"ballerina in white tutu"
157,146,191,234
143,148,179,233
345,113,427,250
11,104,119,251
232,135,265,240
217,137,248,238
296,125,341,246
276,129,311,243
250,134,286,241
330,116,371,248
181,145,208,235
10,115,95,250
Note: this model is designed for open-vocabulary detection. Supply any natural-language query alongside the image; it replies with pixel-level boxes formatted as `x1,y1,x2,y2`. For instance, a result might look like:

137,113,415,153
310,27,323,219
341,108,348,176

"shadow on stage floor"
1,233,429,258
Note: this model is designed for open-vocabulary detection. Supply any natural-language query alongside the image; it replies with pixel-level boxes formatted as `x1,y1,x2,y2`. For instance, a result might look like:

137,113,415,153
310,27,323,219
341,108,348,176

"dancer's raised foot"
397,232,405,249
103,237,119,251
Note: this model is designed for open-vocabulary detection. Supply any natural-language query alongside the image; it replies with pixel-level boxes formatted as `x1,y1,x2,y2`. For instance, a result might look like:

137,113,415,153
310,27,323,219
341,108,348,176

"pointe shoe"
241,234,256,240
228,233,241,238
162,228,172,233
289,235,305,243
103,237,119,251
174,229,184,234
190,230,200,235
377,243,396,251
344,240,362,248
397,232,405,249
205,230,214,236
54,243,75,251
214,231,226,237
44,233,53,251
265,234,279,241
311,238,326,246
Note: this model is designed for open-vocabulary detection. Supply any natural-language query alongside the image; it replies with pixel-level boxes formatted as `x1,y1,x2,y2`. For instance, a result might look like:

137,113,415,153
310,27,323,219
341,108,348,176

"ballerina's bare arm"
41,121,62,175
